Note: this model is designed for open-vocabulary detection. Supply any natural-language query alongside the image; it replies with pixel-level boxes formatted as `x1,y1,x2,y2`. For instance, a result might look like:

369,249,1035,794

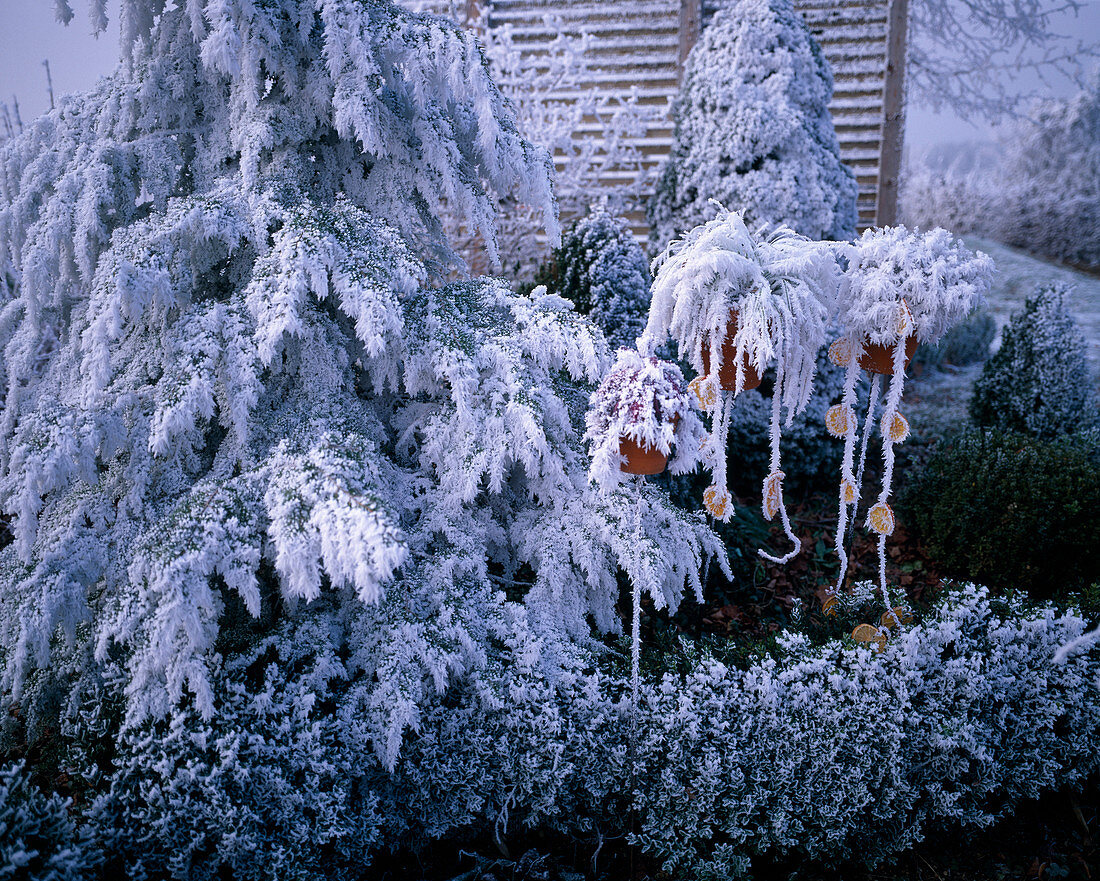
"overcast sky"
1,0,1097,150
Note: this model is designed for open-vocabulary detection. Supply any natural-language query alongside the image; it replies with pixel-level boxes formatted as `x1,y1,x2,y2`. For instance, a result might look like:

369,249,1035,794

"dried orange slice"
762,470,784,521
852,623,888,651
828,338,853,367
897,299,914,337
880,607,914,629
704,485,732,520
688,375,718,410
825,404,854,438
841,478,857,505
867,502,895,536
822,594,839,616
882,411,910,444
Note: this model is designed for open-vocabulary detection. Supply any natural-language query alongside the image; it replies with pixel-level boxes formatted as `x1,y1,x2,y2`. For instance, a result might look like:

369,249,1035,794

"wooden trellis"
411,0,907,232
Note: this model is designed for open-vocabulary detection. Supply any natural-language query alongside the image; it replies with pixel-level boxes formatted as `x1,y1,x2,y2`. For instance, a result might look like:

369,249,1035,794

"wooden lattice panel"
403,0,905,237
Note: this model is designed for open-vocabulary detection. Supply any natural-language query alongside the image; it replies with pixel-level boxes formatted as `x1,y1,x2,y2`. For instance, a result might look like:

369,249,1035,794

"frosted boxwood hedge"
76,585,1100,879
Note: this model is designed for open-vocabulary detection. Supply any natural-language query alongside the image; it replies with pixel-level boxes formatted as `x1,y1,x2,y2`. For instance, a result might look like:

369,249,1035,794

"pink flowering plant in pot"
585,348,706,493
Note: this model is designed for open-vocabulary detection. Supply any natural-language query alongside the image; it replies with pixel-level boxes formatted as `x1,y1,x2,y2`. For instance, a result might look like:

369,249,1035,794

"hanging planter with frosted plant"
585,347,706,489
640,207,841,562
825,226,994,637
584,347,706,709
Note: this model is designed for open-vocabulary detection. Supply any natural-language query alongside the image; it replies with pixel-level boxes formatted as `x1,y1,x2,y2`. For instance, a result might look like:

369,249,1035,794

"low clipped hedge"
84,586,1100,880
903,428,1100,600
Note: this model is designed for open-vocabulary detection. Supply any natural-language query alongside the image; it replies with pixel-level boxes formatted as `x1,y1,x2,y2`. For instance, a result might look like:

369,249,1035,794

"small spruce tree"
970,284,1097,438
541,205,651,350
648,0,858,247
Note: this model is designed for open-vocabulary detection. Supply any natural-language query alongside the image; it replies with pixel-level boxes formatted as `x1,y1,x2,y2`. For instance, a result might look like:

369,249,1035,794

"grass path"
967,236,1100,370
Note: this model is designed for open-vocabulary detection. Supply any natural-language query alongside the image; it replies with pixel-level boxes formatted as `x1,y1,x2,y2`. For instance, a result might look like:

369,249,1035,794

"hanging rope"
760,359,800,564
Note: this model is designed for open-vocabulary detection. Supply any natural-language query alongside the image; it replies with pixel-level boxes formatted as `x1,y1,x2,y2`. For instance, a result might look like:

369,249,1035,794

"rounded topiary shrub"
647,0,858,246
903,428,1100,599
970,284,1097,438
539,205,651,349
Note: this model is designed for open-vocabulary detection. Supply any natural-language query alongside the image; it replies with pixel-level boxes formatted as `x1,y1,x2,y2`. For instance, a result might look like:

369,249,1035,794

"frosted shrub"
0,762,97,880
648,0,858,246
910,307,996,372
92,585,1100,879
543,206,652,350
970,284,1098,438
905,429,1100,599
0,0,720,777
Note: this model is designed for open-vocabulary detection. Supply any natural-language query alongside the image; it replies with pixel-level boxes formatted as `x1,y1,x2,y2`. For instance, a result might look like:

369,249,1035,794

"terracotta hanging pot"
858,336,918,375
619,414,679,476
619,436,670,475
702,309,762,391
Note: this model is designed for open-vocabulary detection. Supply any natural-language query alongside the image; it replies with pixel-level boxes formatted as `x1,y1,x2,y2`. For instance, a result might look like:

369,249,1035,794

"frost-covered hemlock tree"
648,0,858,247
0,0,720,782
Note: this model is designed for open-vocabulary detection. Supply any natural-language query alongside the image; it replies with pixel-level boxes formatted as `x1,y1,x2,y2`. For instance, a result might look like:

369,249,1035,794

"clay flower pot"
858,336,918,375
701,310,762,392
619,436,670,475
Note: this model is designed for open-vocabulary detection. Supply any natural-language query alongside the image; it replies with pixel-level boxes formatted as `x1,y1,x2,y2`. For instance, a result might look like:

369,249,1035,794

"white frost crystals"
642,208,837,559
584,348,705,493
0,0,722,760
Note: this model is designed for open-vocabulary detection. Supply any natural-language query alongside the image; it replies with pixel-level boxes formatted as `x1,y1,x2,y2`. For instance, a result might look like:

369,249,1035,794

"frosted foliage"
400,3,662,272
649,0,857,247
0,0,720,762
839,227,994,347
584,349,706,493
95,585,1100,878
970,284,1097,438
552,206,651,350
644,209,838,415
903,76,1100,269
0,761,98,880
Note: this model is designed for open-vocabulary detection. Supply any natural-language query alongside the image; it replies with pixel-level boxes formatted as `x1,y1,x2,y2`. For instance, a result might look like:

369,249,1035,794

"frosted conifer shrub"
970,284,1098,438
648,0,858,246
0,0,721,769
546,206,652,350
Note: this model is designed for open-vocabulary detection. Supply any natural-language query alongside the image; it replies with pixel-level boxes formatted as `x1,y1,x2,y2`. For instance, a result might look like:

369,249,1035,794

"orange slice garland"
867,502,895,536
852,623,888,651
882,411,910,444
704,484,733,520
688,374,718,411
825,404,854,438
762,470,784,521
828,338,853,367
